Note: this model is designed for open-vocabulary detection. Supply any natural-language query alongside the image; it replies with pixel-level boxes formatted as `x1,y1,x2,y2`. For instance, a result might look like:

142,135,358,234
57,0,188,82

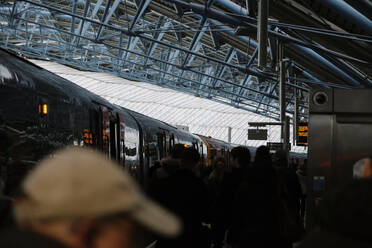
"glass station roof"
31,58,307,153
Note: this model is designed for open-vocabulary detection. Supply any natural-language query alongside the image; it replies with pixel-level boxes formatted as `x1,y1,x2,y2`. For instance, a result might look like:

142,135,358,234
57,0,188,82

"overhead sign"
248,129,268,140
267,142,291,151
267,142,283,151
297,122,308,146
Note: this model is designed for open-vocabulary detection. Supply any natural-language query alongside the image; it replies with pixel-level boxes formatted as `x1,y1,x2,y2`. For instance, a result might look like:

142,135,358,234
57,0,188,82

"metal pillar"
283,116,290,151
258,0,268,68
279,43,286,141
227,126,232,143
293,87,299,145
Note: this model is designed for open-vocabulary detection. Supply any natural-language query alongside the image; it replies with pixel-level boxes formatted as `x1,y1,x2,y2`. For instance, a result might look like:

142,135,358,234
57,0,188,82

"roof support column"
207,47,236,96
17,2,30,29
28,14,40,41
9,0,19,27
234,47,258,102
70,0,77,43
129,0,152,31
279,43,286,142
144,19,171,71
178,17,208,76
74,0,92,45
96,0,122,41
122,36,140,66
232,74,253,104
293,84,299,146
257,0,268,68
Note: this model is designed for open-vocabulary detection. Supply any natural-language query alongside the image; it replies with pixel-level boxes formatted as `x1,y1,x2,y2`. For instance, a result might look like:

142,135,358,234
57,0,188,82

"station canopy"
31,59,307,153
0,0,371,152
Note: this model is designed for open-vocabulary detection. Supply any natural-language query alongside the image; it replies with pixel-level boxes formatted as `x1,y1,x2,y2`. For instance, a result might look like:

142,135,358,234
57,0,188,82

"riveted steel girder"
5,0,370,120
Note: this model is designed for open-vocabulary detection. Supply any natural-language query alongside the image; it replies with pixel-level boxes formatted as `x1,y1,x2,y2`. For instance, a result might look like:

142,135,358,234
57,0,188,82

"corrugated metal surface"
31,59,307,153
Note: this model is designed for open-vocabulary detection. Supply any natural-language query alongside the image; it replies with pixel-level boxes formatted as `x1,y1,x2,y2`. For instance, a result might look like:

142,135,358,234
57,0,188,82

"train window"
157,134,164,159
38,104,48,115
192,142,197,150
169,135,175,151
42,104,48,115
125,146,137,156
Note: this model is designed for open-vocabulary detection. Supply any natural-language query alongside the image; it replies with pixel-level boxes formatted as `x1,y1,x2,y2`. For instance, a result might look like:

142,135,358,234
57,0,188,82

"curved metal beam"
312,0,372,36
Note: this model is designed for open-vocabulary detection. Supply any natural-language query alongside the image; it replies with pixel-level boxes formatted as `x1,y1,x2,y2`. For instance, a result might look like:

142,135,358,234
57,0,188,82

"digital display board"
297,122,308,146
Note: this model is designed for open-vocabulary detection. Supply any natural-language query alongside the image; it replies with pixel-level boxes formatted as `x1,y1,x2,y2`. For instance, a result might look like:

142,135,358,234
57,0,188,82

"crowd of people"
0,145,371,248
147,144,306,248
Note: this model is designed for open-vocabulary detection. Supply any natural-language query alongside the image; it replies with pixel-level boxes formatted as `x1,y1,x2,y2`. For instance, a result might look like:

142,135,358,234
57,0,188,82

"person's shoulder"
298,229,372,248
0,228,68,248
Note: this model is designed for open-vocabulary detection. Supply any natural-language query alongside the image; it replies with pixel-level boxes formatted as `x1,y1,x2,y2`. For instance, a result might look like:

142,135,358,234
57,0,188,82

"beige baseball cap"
14,147,181,237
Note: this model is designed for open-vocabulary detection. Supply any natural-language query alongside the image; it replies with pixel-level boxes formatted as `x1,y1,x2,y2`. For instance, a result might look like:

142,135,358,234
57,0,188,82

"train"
0,48,305,192
0,48,240,190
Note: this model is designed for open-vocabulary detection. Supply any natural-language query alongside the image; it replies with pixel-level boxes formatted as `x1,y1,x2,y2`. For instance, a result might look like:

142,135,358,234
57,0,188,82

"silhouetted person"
254,145,272,167
0,195,14,230
170,143,186,160
274,149,304,245
149,147,209,248
297,159,307,219
230,146,280,248
298,179,372,248
150,145,186,185
207,156,227,248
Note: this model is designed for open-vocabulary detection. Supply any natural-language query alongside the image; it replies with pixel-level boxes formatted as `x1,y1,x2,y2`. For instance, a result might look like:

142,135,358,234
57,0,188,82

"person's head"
254,145,271,166
212,156,226,173
273,149,288,168
0,178,4,196
180,147,200,170
14,147,181,248
230,146,251,169
353,158,372,179
161,158,180,176
170,144,186,160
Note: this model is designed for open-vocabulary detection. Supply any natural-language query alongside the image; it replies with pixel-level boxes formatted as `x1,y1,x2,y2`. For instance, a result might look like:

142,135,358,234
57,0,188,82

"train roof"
0,48,114,109
195,134,233,150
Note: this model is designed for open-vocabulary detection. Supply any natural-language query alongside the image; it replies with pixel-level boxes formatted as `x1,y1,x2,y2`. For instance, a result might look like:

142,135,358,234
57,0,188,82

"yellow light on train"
184,144,189,148
42,104,48,115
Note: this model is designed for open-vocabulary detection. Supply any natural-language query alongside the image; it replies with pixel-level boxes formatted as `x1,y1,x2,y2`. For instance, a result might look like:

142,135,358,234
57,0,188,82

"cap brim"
131,197,182,237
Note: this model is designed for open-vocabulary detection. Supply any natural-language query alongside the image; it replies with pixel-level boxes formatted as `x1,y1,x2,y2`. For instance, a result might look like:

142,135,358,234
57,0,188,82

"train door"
157,130,170,159
163,130,170,157
101,106,110,155
93,104,120,162
157,133,164,159
192,141,197,151
118,113,125,167
200,142,204,165
169,134,175,153
92,107,103,150
109,114,120,161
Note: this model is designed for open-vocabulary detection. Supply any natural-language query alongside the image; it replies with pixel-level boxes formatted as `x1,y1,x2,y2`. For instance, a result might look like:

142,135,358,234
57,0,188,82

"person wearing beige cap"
0,147,181,248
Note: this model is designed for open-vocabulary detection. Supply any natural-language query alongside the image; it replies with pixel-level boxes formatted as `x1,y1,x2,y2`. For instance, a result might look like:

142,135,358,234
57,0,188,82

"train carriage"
0,48,305,194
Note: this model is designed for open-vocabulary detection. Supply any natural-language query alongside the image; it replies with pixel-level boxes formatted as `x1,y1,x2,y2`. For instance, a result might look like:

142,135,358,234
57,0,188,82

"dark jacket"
0,196,14,229
229,166,280,247
149,168,209,248
0,228,68,248
298,229,372,248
